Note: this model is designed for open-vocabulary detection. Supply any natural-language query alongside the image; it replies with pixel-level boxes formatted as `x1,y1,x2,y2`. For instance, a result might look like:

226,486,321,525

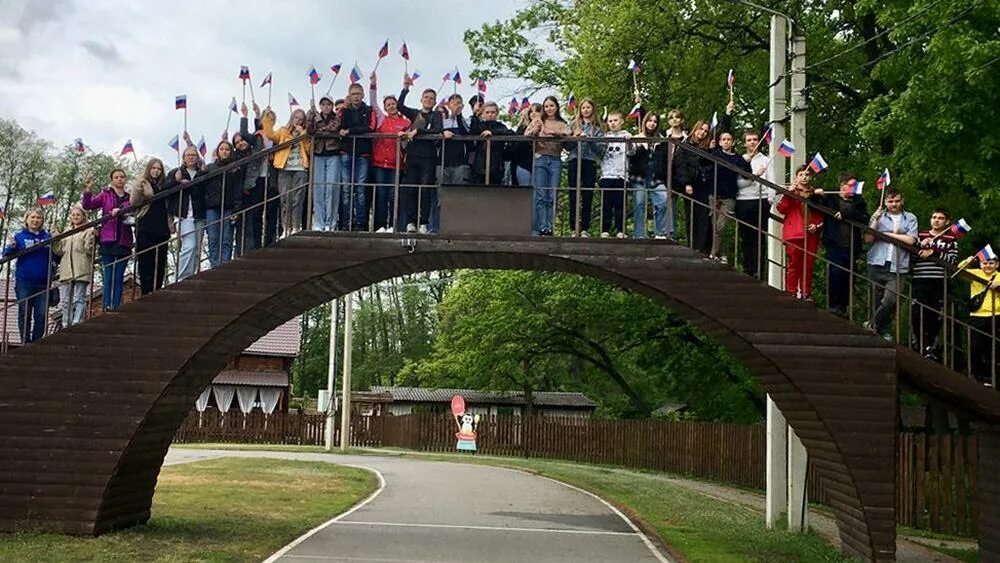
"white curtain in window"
213,385,236,426
259,388,282,415
195,386,212,427
236,387,258,429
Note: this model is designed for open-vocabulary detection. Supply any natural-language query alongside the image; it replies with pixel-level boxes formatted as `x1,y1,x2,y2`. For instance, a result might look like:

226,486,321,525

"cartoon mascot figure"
451,395,480,453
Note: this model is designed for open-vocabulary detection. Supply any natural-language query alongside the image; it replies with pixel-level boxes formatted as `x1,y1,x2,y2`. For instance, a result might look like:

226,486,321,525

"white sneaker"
375,227,389,234
580,231,590,238
570,232,578,237
719,256,729,265
616,232,626,239
654,235,667,240
406,223,417,233
418,224,429,234
600,232,610,238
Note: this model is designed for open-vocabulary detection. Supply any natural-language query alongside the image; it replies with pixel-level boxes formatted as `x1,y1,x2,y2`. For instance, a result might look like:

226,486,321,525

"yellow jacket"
969,268,1000,317
262,113,311,170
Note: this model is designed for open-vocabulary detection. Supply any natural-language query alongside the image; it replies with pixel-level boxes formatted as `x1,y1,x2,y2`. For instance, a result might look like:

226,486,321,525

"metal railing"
0,129,995,389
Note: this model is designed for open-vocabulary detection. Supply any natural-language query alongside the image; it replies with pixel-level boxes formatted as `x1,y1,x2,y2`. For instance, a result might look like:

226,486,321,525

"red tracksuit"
777,194,824,298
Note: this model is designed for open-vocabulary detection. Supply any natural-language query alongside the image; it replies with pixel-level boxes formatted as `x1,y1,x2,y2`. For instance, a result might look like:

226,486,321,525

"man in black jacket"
339,83,372,231
399,76,443,233
470,102,513,186
821,173,869,317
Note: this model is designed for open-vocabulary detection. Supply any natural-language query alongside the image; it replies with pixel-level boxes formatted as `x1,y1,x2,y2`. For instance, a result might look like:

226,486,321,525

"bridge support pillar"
765,397,788,527
980,428,1000,560
787,427,809,532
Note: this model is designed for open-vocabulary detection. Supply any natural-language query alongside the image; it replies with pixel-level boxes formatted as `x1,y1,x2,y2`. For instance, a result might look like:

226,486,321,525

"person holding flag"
3,208,55,343
81,169,132,311
910,208,959,360
775,165,824,300
368,71,411,232
338,81,373,231
819,172,869,317
966,243,999,387
736,127,774,279
263,106,311,235
306,91,343,231
863,187,919,341
398,74,444,234
707,101,749,263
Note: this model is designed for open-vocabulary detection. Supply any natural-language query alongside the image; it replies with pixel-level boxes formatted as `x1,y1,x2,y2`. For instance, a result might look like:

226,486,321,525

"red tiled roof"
245,317,301,357
212,370,289,387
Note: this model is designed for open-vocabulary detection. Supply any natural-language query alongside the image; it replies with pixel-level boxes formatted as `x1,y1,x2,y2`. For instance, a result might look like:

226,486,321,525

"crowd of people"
1,72,997,388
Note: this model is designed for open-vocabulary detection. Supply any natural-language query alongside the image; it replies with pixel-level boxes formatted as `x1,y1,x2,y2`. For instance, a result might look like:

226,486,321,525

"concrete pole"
787,33,810,532
324,298,340,451
765,13,789,530
339,293,353,451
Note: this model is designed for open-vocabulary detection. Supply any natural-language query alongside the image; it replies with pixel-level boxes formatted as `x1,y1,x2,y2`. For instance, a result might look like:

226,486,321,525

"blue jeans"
177,217,205,281
515,166,532,188
60,280,89,327
101,253,127,310
312,154,342,231
371,166,397,231
16,280,47,343
205,208,234,267
340,155,369,231
631,175,669,239
532,155,561,235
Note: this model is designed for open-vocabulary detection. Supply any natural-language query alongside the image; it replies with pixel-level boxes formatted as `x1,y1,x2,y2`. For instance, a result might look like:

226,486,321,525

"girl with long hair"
525,95,571,236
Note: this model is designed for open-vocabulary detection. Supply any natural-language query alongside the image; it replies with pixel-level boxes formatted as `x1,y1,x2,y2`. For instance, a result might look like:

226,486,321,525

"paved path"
164,449,670,563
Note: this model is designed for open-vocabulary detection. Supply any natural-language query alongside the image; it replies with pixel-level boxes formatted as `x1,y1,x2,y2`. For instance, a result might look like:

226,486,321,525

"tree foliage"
412,270,764,422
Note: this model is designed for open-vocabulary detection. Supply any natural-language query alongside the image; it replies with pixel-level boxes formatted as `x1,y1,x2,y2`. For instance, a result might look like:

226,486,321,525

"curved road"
165,449,670,563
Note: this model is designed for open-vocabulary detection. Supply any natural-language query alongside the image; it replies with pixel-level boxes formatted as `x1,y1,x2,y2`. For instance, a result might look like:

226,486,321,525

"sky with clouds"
0,0,531,160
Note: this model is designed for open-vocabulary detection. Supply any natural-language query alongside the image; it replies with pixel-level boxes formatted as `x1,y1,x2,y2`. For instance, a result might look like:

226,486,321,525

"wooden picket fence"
172,410,979,535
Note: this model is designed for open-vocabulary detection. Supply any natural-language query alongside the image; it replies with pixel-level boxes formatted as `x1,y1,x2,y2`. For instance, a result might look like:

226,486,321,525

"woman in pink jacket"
81,170,132,310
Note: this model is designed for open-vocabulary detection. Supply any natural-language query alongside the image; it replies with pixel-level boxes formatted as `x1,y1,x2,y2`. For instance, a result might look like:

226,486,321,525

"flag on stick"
627,59,640,73
452,68,462,85
566,93,577,113
411,70,421,81
74,138,86,154
976,244,997,263
377,39,389,59
727,68,735,91
239,66,251,81
330,63,342,75
508,97,519,115
197,136,207,158
777,139,796,157
520,97,530,111
399,42,410,60
229,97,238,113
168,135,180,152
120,139,134,156
175,95,187,110
808,152,828,174
349,63,362,84
949,218,972,238
760,124,773,145
476,76,487,93
36,192,56,206
876,168,891,190
260,72,272,87
627,103,642,120
710,112,718,131
288,92,300,108
308,66,321,85
847,178,864,195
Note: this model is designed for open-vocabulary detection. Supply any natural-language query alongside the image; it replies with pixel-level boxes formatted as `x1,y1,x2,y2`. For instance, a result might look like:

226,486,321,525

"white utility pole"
339,293,354,451
786,33,810,533
324,298,340,451
765,13,789,530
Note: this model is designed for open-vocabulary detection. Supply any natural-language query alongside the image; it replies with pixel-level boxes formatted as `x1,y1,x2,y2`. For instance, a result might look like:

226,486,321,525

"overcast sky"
0,0,529,160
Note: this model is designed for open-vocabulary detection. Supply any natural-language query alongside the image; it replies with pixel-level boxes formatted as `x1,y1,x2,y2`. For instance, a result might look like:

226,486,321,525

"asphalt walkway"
164,449,671,563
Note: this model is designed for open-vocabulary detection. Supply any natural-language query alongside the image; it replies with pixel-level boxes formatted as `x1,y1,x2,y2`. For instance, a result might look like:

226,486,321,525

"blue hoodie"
3,228,53,284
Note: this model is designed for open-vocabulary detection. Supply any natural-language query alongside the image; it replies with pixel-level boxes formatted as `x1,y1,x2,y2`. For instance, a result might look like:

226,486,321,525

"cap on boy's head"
469,94,485,107
319,93,335,104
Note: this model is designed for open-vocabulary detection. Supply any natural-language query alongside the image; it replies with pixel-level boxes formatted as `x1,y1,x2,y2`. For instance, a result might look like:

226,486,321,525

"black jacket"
709,148,752,199
136,177,171,238
203,158,243,211
629,138,670,182
821,194,869,251
398,88,443,160
441,114,472,167
469,118,513,182
164,165,207,220
339,103,372,156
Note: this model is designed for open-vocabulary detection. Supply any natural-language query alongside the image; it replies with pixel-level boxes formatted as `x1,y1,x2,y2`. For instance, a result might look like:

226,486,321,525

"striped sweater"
912,230,959,279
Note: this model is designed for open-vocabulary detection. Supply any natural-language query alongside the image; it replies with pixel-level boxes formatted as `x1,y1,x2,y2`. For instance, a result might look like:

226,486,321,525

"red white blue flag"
411,70,421,81
476,76,487,93
777,139,795,157
260,72,272,87
288,92,300,107
847,178,864,195
710,112,718,131
330,64,342,75
627,103,642,120
876,168,891,190
452,68,462,85
197,136,207,158
229,97,238,113
950,218,972,238
378,40,389,59
175,95,187,110
308,67,321,85
36,191,57,206
239,66,251,81
808,152,828,174
627,59,640,73
566,93,577,113
349,64,362,84
976,244,997,263
168,135,180,152
508,97,519,115
120,139,134,156
74,138,86,154
760,125,773,145
520,97,530,111
399,42,410,60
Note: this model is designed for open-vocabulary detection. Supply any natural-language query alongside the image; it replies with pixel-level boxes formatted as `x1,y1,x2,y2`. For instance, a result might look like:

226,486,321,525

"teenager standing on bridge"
306,93,342,232
82,169,132,311
263,107,310,235
567,99,603,236
598,110,632,238
368,72,410,232
233,103,266,254
129,158,171,294
4,209,54,343
966,252,998,387
525,96,571,236
339,83,373,231
511,103,543,189
164,145,205,281
469,101,513,187
398,77,443,234
629,109,669,239
203,141,242,266
776,166,823,300
736,128,772,279
820,173,869,317
864,188,919,341
683,120,714,254
911,208,958,359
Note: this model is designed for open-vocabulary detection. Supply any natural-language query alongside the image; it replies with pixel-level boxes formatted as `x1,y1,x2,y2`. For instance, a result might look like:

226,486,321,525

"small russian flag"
777,139,795,157
411,70,421,81
349,64,362,84
710,111,718,131
120,139,134,156
377,39,389,59
976,244,997,263
566,93,577,113
437,97,447,108
442,70,453,82
876,168,891,190
627,59,640,73
476,76,487,93
175,95,187,110
330,63,342,75
452,68,462,85
727,68,735,90
760,125,773,146
229,97,238,113
37,191,57,206
288,92,300,107
308,66,321,85
627,103,642,120
168,134,180,152
197,136,207,158
399,42,410,60
950,218,972,238
74,138,86,154
847,178,864,195
808,152,828,174
260,72,272,87
508,97,519,116
520,97,530,111
239,65,250,81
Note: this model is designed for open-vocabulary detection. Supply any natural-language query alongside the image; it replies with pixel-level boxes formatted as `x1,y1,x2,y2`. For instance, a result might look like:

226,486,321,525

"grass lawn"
407,453,855,563
0,458,376,562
